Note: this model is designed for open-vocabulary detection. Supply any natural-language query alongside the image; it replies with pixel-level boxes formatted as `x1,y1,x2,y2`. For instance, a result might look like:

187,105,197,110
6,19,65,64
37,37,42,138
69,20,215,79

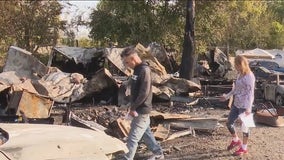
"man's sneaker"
227,140,241,150
233,147,248,156
147,153,165,160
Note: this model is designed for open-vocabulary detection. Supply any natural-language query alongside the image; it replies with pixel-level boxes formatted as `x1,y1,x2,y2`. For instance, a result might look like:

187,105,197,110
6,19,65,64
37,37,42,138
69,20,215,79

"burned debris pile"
0,44,238,142
3,43,283,143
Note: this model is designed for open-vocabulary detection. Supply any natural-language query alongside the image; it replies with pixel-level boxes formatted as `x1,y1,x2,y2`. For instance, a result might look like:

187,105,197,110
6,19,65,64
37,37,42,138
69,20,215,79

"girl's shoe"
227,140,241,150
234,147,248,156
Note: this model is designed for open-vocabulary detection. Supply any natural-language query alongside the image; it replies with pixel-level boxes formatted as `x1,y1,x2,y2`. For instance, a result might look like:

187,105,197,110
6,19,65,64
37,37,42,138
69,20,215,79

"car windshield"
258,66,272,73
251,61,279,69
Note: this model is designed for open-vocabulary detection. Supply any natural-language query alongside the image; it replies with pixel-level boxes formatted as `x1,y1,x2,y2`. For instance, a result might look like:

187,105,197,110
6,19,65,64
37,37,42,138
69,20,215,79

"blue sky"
61,0,99,38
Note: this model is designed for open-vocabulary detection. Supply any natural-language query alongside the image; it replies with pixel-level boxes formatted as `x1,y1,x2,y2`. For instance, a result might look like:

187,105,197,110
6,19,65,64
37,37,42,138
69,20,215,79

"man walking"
120,46,164,160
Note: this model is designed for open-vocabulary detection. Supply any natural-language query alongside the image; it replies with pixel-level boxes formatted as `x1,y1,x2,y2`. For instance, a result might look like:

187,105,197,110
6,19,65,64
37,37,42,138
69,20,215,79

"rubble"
166,128,195,141
200,47,234,80
1,44,284,159
0,44,242,149
154,123,170,140
48,46,105,78
110,117,131,138
47,44,202,103
32,70,87,103
147,42,179,74
9,90,53,119
70,112,107,132
3,46,49,79
167,118,219,131
150,110,191,120
254,102,284,127
83,68,118,96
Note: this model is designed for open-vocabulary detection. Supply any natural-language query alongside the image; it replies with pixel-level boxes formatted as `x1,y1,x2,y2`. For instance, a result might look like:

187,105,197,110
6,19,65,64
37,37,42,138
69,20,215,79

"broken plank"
154,123,170,141
105,47,131,76
170,96,198,104
173,146,181,151
166,129,193,141
218,117,227,122
84,68,118,95
162,77,201,93
150,110,191,120
71,112,107,132
168,118,219,131
110,117,131,138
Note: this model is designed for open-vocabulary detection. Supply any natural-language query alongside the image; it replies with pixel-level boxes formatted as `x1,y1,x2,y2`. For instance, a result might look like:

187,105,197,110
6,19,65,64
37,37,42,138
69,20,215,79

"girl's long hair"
234,55,251,75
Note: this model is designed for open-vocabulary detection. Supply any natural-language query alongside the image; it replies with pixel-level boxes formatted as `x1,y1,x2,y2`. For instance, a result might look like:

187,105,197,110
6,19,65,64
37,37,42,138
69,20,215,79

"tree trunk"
179,0,195,80
24,27,31,52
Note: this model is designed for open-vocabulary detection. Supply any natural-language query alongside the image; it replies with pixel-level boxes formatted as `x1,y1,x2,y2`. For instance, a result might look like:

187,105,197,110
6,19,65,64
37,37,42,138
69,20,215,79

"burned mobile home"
0,44,242,136
48,43,179,79
48,44,201,102
0,46,122,123
1,44,284,159
0,44,202,123
48,46,106,79
195,47,236,101
0,44,244,123
0,46,53,122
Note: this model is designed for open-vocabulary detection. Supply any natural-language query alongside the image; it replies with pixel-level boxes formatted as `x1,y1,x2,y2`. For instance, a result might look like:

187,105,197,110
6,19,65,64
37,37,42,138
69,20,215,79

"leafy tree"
267,1,284,48
268,21,284,49
89,0,284,63
195,1,228,53
0,1,64,53
78,38,97,48
269,1,284,23
195,1,278,53
0,1,18,53
60,30,76,47
228,1,272,49
89,0,184,49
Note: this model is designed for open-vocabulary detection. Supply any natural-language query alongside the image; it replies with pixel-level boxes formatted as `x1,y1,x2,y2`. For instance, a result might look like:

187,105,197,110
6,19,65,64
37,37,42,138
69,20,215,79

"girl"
220,55,255,156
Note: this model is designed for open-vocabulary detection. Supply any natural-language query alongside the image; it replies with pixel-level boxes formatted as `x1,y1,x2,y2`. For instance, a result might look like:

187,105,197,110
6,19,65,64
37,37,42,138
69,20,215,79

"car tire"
275,94,283,107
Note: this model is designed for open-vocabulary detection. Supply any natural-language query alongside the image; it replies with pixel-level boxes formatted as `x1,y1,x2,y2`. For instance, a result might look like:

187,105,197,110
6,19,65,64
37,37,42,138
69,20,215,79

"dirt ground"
72,102,284,160
152,124,284,160
137,105,284,160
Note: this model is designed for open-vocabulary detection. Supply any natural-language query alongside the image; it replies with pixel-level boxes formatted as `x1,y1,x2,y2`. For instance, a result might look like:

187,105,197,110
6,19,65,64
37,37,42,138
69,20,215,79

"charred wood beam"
180,0,195,80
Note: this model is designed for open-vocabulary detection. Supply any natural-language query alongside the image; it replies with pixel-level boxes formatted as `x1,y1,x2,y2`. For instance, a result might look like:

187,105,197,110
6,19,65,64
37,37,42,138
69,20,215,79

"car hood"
0,123,127,160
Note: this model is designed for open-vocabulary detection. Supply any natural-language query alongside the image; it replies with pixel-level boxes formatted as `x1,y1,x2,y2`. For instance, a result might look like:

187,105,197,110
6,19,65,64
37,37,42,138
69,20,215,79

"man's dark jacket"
130,62,152,114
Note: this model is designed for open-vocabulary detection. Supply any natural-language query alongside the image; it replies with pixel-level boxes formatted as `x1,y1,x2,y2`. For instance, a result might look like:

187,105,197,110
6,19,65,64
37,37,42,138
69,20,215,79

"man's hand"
129,110,138,117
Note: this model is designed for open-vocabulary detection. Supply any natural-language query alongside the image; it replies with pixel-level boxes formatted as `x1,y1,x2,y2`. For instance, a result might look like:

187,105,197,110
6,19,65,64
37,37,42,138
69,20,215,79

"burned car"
259,68,284,106
250,66,284,82
0,123,127,160
262,80,284,106
249,61,284,106
249,60,284,73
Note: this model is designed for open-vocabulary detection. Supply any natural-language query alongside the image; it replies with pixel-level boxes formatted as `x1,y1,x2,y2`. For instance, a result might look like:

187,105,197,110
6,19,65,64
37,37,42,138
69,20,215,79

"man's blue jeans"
124,114,163,160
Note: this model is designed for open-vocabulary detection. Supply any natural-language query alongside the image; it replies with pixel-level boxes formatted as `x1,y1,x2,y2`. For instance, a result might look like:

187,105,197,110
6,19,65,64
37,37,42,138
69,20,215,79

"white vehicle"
0,123,127,160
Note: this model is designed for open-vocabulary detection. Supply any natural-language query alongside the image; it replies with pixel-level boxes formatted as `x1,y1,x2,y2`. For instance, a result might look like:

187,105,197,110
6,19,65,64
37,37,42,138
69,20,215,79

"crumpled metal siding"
14,91,53,119
3,46,49,79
